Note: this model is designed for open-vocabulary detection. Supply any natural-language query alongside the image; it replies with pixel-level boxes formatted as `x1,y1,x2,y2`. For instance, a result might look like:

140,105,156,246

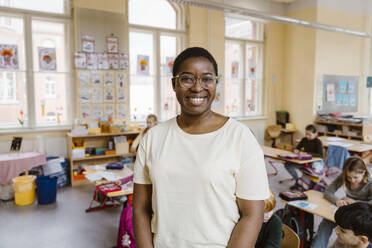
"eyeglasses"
172,74,219,89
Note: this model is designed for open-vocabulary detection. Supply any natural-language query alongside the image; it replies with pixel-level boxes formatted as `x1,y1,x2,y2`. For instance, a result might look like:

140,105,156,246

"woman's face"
346,170,365,186
173,57,217,116
146,117,157,129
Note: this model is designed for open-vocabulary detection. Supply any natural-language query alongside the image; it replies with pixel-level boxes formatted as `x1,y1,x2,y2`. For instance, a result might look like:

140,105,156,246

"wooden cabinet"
67,131,139,186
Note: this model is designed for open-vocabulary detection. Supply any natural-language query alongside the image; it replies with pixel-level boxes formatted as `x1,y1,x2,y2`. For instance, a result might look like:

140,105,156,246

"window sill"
0,100,19,105
232,115,268,121
0,125,72,134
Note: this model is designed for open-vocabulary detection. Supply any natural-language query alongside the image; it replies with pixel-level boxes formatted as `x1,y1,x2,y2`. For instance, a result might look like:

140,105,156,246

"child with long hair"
130,114,158,154
312,156,372,248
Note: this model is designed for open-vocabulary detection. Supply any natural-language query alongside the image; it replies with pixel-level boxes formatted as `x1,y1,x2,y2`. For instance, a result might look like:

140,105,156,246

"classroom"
1,0,372,247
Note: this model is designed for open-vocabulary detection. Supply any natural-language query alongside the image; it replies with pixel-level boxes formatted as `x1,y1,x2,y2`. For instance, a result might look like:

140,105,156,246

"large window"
129,0,184,122
224,16,264,117
0,0,71,129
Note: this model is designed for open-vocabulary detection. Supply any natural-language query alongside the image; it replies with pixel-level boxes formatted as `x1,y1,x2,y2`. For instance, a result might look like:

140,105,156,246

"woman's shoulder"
146,117,176,136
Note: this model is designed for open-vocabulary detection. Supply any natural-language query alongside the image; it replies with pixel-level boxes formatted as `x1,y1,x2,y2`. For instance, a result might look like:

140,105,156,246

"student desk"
319,136,372,164
281,190,335,222
262,146,322,176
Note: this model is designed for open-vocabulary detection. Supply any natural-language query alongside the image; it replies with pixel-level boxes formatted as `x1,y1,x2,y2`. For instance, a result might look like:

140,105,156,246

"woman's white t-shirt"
134,117,270,248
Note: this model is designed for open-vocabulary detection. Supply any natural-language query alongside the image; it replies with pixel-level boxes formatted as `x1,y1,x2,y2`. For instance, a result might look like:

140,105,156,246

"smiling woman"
133,47,270,248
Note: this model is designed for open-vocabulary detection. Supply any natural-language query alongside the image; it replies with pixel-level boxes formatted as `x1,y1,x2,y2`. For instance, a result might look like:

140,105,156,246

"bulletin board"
317,74,359,114
73,7,129,122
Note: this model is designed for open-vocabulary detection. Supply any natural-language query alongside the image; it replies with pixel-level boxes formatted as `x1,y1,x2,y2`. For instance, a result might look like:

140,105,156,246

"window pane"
160,35,180,120
129,0,177,29
245,44,262,115
0,0,65,14
225,17,259,40
225,41,244,116
130,31,154,121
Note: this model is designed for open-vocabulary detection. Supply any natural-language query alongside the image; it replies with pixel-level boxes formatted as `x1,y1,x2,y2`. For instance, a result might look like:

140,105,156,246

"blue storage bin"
36,176,57,205
45,157,70,188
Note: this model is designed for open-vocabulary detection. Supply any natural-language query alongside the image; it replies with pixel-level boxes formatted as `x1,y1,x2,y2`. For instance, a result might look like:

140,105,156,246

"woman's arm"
227,198,264,248
133,183,153,248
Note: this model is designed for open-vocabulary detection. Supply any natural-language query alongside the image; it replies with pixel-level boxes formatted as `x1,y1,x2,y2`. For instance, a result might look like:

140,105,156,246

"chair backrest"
265,125,282,140
281,224,300,248
325,145,350,168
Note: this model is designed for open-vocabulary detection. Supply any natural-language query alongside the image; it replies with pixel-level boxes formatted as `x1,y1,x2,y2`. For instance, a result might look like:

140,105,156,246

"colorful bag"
117,194,136,248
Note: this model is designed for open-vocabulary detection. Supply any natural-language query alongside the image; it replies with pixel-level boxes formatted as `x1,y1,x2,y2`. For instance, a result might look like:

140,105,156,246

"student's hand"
336,199,348,207
114,180,122,186
342,197,356,205
294,149,300,154
130,147,137,154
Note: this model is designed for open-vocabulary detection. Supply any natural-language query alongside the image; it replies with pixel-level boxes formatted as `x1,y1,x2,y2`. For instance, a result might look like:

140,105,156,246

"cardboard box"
109,126,121,133
88,128,101,134
115,142,129,154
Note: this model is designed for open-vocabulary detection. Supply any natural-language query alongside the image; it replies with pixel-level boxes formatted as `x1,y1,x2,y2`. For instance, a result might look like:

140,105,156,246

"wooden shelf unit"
67,131,139,187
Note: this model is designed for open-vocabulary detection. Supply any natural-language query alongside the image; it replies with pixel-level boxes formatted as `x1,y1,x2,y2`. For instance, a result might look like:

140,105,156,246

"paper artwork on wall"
38,47,56,71
108,54,119,70
97,53,109,70
336,94,342,105
92,88,103,103
231,61,239,78
92,71,102,86
81,34,95,53
106,37,119,53
104,71,114,86
79,88,90,103
104,87,114,102
86,53,98,70
339,80,347,93
326,84,335,102
248,61,256,79
92,104,103,119
165,57,174,76
80,104,91,119
78,71,90,87
117,88,125,102
116,104,126,118
119,53,129,70
347,81,356,93
349,95,357,106
74,52,86,69
104,104,114,117
117,72,125,88
0,44,19,69
342,95,349,106
137,55,149,75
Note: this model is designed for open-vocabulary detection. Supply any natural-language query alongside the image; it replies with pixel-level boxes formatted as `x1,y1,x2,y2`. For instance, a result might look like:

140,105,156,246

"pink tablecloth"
0,152,46,186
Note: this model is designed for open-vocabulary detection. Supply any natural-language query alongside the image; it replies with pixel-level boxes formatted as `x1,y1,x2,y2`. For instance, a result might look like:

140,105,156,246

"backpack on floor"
117,194,136,248
275,205,314,248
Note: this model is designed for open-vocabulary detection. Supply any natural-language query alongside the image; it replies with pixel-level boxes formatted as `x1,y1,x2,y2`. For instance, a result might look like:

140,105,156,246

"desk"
281,129,296,145
0,152,46,186
319,136,372,163
262,146,322,177
281,190,335,222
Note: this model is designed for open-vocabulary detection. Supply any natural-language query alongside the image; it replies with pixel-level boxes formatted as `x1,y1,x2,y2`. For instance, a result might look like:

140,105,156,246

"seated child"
331,202,372,248
284,124,324,190
255,190,282,248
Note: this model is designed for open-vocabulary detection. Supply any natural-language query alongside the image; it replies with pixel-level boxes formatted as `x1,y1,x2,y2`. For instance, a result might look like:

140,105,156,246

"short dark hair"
305,124,317,133
172,47,218,77
334,202,372,241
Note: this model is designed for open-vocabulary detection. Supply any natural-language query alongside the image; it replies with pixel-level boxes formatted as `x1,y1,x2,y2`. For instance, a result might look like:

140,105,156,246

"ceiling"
270,0,297,3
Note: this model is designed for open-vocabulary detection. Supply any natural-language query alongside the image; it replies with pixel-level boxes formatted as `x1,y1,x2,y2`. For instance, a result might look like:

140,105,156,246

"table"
281,129,296,145
262,146,322,177
0,152,46,186
281,190,335,222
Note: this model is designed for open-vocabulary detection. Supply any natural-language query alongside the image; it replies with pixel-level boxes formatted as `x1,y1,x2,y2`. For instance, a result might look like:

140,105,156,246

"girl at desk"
284,124,324,190
312,156,372,248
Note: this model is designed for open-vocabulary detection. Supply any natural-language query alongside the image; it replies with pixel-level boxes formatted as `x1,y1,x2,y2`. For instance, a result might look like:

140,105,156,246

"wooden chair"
265,125,282,147
281,224,300,248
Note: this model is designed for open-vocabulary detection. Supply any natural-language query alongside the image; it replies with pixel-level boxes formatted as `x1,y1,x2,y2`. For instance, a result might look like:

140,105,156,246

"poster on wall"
92,104,103,119
92,88,103,103
248,61,256,79
116,104,126,118
117,72,125,88
108,54,119,70
348,81,356,93
86,53,98,70
339,80,347,93
349,95,357,106
104,87,114,102
106,37,119,53
326,84,335,102
119,53,129,70
92,71,102,86
336,94,342,105
0,44,19,69
165,57,174,76
97,53,109,70
81,35,95,53
104,104,114,117
342,95,349,106
79,88,90,103
78,71,90,86
117,88,125,102
38,47,56,71
80,104,91,119
74,52,86,69
104,71,114,86
231,61,239,78
137,55,149,75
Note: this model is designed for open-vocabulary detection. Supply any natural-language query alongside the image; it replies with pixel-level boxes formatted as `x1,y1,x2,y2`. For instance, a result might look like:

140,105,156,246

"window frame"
128,1,186,122
0,1,73,130
224,15,265,118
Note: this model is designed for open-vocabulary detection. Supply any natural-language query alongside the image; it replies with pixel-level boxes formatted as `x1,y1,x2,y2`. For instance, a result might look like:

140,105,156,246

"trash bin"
36,176,57,205
12,175,36,206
